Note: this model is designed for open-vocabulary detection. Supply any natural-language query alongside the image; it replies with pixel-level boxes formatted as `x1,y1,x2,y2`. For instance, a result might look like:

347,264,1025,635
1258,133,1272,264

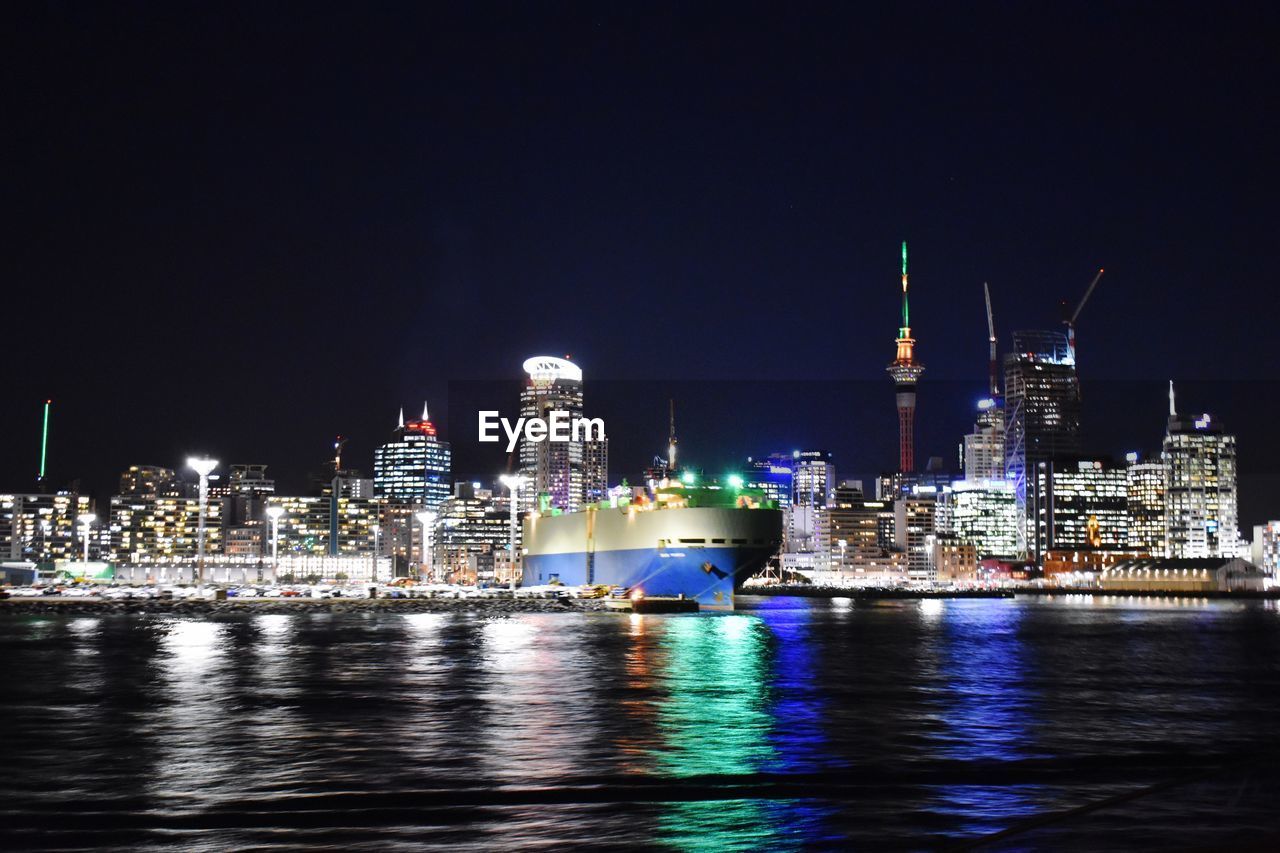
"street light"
499,474,530,588
266,504,285,582
188,456,218,585
78,513,96,563
370,523,381,583
415,510,436,582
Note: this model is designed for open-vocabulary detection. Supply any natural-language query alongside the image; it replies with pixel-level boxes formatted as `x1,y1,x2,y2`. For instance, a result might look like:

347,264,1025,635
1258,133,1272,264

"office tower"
1163,384,1239,558
1004,329,1083,551
894,496,937,581
743,454,795,510
1,492,92,561
963,398,1006,482
792,450,834,508
430,482,512,584
373,403,452,511
949,479,1020,559
886,241,925,472
1032,458,1128,555
119,465,183,498
517,356,606,512
1125,453,1165,554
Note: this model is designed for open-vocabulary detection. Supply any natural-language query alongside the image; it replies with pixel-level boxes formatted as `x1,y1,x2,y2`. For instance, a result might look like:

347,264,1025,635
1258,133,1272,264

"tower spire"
422,400,430,422
398,407,405,429
1169,380,1176,418
901,240,909,329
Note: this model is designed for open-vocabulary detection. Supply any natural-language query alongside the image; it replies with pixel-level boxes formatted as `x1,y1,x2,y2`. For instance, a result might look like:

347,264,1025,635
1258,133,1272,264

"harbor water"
2,595,1279,850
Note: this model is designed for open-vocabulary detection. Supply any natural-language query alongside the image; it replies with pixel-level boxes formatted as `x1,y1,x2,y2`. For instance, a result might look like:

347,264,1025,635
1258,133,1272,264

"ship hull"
522,506,782,610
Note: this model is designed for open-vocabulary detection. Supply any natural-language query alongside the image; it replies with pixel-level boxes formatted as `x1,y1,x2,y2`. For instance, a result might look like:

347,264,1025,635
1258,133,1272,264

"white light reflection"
920,598,945,620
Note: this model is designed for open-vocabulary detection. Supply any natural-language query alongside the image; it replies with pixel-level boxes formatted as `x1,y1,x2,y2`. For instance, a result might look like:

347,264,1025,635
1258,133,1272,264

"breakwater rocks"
0,597,613,616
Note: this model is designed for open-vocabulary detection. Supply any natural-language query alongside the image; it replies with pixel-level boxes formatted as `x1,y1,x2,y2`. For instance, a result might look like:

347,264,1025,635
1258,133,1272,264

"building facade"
1125,454,1165,555
1032,458,1128,556
949,479,1019,559
1004,330,1083,552
1163,407,1239,559
2,492,93,562
517,356,607,513
373,404,452,511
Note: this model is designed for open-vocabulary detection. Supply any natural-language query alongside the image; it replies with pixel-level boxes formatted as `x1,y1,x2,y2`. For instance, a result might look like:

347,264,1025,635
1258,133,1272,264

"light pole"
371,523,381,583
499,475,529,588
78,513,96,563
188,456,218,585
414,510,436,583
266,504,285,583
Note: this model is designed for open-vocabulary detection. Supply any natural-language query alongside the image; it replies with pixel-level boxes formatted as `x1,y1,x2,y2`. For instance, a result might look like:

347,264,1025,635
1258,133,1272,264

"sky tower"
886,241,924,473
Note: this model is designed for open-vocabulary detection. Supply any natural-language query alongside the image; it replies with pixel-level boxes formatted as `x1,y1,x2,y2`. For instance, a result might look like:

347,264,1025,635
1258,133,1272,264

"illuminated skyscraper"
963,398,1005,482
1032,458,1128,556
1163,384,1238,558
886,241,924,473
1004,329,1083,552
373,402,452,511
949,479,1019,559
1125,453,1165,554
517,356,606,512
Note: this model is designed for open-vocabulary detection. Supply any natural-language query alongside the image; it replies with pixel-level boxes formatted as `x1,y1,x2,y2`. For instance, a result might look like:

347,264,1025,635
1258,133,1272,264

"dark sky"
6,3,1279,527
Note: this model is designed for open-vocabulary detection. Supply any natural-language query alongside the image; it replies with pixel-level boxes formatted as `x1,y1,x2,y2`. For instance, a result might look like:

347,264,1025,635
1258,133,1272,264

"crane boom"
1068,268,1105,326
984,283,998,397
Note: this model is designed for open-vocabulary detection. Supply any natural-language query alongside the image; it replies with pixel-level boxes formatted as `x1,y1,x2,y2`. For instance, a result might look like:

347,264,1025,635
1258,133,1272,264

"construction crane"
667,398,678,472
1063,268,1105,364
983,283,998,398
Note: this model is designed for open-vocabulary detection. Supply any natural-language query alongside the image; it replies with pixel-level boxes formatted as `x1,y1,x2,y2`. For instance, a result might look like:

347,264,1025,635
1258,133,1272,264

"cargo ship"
521,482,783,610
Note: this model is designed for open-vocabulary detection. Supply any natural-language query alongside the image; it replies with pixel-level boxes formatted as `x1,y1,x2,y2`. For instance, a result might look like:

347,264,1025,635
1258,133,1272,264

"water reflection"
147,619,237,809
927,600,1038,836
654,615,780,850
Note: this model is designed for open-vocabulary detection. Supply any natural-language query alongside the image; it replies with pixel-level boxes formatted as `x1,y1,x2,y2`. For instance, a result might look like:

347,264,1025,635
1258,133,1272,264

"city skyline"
7,3,1277,528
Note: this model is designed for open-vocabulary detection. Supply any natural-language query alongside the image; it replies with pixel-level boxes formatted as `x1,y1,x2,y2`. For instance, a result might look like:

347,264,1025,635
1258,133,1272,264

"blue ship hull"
521,505,782,610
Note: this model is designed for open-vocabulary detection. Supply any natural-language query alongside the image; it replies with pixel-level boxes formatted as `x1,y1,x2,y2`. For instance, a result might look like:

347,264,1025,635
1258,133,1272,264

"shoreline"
0,597,612,616
744,586,1280,601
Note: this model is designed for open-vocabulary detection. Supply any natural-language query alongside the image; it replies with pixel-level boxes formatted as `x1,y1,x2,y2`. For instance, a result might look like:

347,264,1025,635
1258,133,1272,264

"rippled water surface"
3,595,1280,850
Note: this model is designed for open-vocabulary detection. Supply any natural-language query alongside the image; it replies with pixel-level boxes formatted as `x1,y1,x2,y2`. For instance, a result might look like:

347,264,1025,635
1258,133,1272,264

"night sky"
7,3,1278,527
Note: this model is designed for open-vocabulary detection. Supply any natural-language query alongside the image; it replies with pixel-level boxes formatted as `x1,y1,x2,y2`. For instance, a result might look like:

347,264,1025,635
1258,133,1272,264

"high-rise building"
949,479,1019,559
264,496,380,557
894,496,937,581
743,454,794,510
119,465,184,498
431,482,511,583
1163,385,1239,558
792,450,834,508
1032,458,1128,556
517,356,606,513
823,484,905,582
1253,522,1279,578
1125,453,1165,555
1004,329,1083,552
886,241,925,473
373,403,452,511
2,492,92,561
963,398,1006,482
108,495,224,561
